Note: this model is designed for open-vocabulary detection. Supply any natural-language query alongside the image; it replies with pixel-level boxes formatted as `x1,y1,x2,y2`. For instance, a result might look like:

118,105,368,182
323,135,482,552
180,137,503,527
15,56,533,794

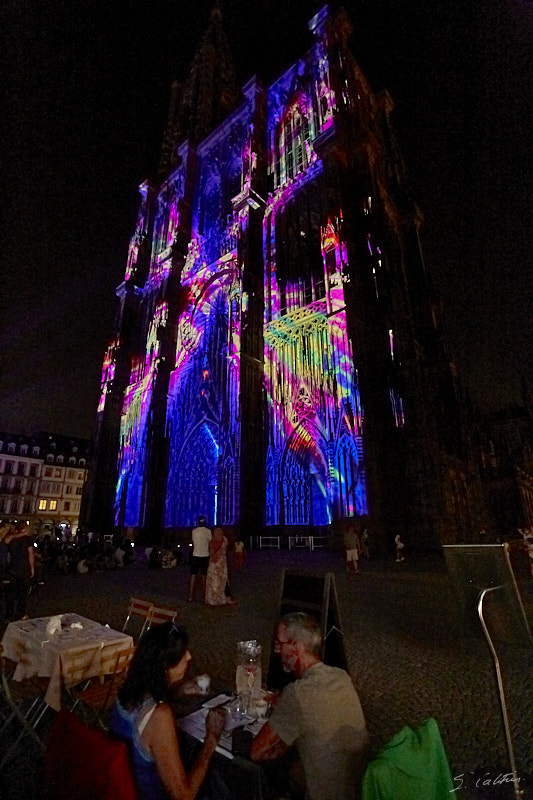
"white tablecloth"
1,613,134,711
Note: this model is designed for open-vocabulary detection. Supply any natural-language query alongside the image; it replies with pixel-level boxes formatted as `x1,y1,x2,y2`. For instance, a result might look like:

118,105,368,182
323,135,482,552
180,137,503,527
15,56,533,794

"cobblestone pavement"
2,547,532,800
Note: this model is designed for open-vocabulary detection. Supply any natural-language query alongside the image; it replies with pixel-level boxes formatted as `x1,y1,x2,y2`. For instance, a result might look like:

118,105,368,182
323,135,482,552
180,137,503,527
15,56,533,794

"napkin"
70,622,83,629
46,616,62,635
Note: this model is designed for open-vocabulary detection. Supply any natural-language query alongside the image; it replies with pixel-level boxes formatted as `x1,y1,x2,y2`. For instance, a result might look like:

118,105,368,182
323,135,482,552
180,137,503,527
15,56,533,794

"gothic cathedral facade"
84,7,479,551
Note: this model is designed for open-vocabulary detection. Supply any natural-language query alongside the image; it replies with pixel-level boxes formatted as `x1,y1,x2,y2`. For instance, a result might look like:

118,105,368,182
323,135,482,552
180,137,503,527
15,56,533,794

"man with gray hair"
251,612,369,799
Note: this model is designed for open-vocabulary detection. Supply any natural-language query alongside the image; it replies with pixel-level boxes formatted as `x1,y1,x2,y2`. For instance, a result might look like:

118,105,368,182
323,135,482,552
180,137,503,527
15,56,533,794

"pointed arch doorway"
280,426,331,527
171,420,219,527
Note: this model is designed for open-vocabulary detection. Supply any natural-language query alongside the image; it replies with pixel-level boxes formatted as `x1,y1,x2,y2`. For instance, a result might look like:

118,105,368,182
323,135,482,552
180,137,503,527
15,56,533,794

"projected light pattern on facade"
107,16,369,531
99,6,399,535
85,5,476,549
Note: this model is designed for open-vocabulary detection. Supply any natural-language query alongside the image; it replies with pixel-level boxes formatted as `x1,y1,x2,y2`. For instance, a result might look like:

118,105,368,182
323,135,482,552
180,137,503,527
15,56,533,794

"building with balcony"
0,434,42,529
35,433,89,538
0,432,89,538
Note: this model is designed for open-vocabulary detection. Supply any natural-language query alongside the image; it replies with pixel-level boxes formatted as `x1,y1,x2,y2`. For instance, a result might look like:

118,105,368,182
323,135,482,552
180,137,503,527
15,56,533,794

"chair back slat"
146,605,177,629
60,646,101,690
122,596,153,639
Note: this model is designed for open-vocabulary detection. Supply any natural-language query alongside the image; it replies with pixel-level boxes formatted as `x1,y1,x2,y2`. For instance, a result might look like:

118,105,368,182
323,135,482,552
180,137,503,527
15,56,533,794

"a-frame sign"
266,569,348,691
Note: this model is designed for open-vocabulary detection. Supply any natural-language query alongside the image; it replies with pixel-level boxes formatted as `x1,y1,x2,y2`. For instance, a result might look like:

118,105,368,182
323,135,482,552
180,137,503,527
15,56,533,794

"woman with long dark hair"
110,622,225,800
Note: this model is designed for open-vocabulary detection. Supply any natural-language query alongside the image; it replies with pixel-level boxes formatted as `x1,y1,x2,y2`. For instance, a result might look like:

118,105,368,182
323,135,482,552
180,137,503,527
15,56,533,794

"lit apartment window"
50,500,57,511
38,499,47,510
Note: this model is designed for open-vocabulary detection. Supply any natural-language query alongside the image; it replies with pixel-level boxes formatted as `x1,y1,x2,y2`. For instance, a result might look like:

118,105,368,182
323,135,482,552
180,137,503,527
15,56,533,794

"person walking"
343,522,361,574
395,534,405,562
232,536,246,572
186,516,211,602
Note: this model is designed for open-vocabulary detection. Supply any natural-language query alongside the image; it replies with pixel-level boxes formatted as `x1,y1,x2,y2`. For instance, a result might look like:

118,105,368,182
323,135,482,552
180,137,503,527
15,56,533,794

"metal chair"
122,595,153,640
61,645,103,712
0,645,46,769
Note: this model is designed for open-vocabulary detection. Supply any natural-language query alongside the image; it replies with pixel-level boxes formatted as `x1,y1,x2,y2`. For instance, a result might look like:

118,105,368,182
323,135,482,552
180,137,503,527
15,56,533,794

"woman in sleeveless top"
110,622,225,800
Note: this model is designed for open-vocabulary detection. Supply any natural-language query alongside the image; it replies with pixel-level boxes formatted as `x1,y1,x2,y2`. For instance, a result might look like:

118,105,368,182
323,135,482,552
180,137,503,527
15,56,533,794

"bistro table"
1,612,134,711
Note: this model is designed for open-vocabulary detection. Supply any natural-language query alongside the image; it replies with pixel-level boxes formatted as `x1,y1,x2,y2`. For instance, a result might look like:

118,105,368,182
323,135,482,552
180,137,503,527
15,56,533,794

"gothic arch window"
282,104,310,183
274,190,324,315
220,456,235,525
335,436,363,518
273,100,312,189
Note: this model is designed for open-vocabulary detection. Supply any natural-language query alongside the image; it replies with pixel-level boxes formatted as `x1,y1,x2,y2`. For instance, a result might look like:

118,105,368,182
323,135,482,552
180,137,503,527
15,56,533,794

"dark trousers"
5,576,30,620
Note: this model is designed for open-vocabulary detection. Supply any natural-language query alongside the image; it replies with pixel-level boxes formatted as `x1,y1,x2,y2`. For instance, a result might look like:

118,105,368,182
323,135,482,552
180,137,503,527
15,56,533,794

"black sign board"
443,543,532,644
266,570,348,690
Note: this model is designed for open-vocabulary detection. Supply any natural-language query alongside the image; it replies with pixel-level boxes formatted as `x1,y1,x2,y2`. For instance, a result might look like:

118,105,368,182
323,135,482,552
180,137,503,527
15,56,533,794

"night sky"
1,0,532,439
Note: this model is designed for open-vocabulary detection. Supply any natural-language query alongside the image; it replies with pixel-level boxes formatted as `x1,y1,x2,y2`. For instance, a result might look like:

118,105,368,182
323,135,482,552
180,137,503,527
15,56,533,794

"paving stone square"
1,547,531,800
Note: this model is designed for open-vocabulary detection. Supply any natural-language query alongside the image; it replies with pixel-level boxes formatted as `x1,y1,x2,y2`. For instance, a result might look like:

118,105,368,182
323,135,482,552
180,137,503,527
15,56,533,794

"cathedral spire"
159,3,241,175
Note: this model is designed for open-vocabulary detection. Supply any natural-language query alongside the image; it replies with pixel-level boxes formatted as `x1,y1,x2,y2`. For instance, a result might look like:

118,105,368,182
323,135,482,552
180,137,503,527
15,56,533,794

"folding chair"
42,710,138,800
146,604,178,630
122,596,153,640
60,645,103,711
74,645,136,730
0,645,46,769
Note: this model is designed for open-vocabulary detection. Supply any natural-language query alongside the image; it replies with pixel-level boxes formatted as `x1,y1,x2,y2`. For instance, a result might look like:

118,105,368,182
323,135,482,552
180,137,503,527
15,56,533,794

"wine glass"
229,692,249,724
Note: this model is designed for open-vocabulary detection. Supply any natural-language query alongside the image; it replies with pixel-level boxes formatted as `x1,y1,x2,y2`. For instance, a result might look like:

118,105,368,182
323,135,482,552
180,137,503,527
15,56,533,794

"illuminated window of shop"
38,499,47,510
49,500,57,511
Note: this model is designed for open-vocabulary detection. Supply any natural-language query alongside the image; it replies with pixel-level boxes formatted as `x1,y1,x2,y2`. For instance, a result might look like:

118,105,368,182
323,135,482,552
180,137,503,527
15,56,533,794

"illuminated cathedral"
84,6,479,551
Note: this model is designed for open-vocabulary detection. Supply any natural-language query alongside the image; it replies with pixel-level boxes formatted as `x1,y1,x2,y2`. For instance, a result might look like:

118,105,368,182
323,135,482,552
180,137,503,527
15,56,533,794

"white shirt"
191,525,212,557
